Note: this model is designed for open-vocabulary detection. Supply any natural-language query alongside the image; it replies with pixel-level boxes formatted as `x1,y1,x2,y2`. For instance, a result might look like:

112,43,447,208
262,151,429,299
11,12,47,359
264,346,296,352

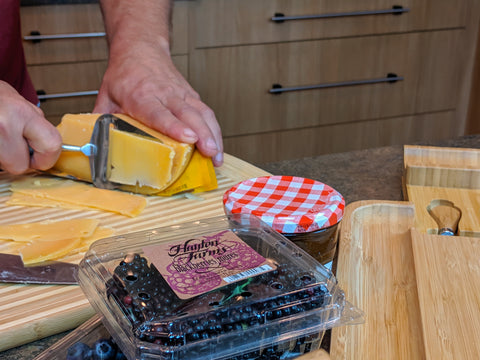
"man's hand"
96,0,224,167
0,81,62,174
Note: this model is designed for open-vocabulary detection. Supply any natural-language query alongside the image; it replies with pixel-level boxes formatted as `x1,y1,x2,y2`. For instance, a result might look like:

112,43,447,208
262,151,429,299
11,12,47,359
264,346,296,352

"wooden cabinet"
189,0,480,165
20,1,480,165
20,2,189,125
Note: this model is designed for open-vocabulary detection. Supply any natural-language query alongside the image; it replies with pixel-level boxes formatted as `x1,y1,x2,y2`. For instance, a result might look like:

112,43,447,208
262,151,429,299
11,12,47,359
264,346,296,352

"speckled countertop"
1,134,480,359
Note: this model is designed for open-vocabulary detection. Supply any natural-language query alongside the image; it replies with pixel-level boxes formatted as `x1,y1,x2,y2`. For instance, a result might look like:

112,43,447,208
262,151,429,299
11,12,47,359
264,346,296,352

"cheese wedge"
9,176,146,217
52,113,194,192
0,218,99,243
108,128,174,187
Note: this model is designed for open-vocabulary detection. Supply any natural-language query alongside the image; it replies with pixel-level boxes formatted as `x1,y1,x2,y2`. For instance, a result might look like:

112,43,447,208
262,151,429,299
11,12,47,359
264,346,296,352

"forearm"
99,0,172,57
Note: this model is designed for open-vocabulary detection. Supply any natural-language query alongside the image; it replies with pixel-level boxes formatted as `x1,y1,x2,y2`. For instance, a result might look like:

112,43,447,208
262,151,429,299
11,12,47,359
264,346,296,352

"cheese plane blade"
0,253,78,285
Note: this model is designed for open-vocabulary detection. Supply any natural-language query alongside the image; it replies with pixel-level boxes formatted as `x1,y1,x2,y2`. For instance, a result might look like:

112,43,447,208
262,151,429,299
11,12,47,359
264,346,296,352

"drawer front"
191,30,462,137
224,111,457,164
21,4,108,65
194,0,467,48
21,2,188,65
29,55,189,118
28,61,107,117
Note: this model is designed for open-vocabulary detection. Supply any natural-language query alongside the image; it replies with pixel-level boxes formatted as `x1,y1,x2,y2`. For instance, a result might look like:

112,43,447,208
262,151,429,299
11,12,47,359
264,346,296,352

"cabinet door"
194,0,467,48
21,4,108,65
191,30,462,137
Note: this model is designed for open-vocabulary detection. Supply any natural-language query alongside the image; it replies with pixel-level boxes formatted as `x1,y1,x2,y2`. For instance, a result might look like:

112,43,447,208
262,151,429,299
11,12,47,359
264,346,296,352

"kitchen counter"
1,134,480,359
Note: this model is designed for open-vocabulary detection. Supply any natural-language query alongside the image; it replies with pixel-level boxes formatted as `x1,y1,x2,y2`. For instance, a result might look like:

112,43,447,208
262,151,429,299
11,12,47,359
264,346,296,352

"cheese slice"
158,149,218,196
51,113,194,192
19,237,83,265
9,176,146,217
0,218,99,242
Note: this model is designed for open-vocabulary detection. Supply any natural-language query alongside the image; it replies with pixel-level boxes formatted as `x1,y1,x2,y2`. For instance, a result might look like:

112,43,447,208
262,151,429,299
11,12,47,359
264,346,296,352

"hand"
0,81,62,174
93,43,224,167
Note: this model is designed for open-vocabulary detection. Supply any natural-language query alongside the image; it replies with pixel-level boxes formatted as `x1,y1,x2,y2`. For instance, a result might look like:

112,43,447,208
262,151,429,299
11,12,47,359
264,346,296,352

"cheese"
0,218,99,242
9,176,146,217
114,114,194,186
19,237,82,265
51,113,194,192
108,128,174,187
158,149,218,196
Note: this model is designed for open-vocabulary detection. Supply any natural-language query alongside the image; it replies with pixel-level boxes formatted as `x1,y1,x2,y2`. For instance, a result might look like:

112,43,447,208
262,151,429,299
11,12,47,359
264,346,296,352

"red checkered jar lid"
223,175,345,234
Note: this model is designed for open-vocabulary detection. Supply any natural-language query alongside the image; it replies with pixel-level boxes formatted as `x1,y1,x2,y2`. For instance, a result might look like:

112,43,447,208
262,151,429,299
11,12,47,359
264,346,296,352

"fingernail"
183,128,198,142
206,138,218,151
214,152,223,164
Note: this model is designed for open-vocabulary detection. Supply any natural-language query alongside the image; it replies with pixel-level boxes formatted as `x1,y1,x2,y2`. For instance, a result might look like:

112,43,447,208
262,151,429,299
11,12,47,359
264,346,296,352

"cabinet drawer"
29,55,188,119
21,2,188,65
191,30,462,137
28,61,107,117
194,0,467,48
224,111,457,164
21,4,108,65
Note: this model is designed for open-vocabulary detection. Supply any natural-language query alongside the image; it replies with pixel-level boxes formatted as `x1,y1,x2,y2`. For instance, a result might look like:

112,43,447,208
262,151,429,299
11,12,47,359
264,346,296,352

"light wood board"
330,201,425,360
411,230,480,359
0,153,270,352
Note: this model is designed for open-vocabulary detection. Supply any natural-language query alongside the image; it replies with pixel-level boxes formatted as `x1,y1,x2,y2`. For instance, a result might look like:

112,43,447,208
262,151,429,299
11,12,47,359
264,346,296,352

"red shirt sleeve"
0,0,39,105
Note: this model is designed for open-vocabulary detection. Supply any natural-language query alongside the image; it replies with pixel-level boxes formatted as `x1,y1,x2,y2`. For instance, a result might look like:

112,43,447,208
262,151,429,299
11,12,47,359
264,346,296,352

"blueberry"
66,341,92,360
92,338,117,360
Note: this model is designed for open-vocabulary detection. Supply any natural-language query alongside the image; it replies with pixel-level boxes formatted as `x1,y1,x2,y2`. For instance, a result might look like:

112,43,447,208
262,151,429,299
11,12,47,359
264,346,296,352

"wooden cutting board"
404,145,480,359
0,153,270,352
331,145,480,360
329,200,425,359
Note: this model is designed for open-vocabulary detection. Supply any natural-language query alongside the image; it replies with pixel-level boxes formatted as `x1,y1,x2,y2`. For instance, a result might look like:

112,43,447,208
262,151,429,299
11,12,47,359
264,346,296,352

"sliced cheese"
73,226,115,254
51,113,194,192
19,237,82,265
0,218,99,242
158,149,218,196
108,128,174,187
9,176,146,217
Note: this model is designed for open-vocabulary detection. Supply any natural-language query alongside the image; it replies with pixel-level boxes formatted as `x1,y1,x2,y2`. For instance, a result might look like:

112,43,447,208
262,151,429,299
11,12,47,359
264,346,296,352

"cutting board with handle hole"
0,154,270,352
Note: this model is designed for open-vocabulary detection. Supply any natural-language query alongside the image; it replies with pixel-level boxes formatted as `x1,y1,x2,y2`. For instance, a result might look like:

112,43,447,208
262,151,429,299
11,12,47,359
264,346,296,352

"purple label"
143,230,275,299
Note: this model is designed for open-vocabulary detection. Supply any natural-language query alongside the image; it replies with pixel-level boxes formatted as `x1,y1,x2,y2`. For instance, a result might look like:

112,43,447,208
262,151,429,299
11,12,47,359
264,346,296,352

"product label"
142,230,275,299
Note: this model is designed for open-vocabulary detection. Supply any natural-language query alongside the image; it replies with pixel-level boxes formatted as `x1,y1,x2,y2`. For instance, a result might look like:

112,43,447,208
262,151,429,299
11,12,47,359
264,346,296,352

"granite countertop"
1,134,480,359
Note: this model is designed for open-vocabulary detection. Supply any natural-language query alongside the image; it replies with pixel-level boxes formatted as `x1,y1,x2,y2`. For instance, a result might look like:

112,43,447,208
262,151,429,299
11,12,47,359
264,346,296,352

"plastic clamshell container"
77,214,351,360
33,315,119,360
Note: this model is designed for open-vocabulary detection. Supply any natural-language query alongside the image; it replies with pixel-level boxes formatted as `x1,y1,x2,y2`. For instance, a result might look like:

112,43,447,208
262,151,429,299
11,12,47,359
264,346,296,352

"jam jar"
223,175,345,265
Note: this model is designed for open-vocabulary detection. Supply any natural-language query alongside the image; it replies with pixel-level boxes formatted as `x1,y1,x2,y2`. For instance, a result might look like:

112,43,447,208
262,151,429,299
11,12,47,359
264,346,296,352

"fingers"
0,83,62,174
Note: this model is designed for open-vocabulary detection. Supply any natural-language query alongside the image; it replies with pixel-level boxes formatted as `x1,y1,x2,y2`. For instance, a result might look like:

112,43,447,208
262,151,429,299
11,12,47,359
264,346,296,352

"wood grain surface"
330,200,425,360
0,154,270,352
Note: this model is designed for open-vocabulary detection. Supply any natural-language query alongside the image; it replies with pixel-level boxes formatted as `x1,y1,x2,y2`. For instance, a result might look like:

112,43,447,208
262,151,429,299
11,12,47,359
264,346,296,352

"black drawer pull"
272,5,409,23
36,90,99,102
24,31,106,42
269,74,403,94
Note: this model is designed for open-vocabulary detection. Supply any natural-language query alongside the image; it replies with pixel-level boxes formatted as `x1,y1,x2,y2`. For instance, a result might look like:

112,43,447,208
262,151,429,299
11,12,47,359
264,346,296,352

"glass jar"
223,175,345,265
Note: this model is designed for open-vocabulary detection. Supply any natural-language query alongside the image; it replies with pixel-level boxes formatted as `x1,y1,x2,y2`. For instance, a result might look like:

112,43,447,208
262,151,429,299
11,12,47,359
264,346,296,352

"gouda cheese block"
108,128,174,187
0,218,99,242
113,113,194,185
19,237,82,265
9,176,146,217
52,113,194,192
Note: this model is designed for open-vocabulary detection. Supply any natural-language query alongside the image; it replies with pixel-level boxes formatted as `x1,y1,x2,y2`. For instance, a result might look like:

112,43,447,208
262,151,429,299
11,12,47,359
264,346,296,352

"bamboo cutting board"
330,146,480,360
0,154,270,352
403,145,480,359
329,201,425,360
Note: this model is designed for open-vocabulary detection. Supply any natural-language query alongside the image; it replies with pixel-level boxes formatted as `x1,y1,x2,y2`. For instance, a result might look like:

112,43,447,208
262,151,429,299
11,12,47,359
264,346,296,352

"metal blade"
0,253,78,285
